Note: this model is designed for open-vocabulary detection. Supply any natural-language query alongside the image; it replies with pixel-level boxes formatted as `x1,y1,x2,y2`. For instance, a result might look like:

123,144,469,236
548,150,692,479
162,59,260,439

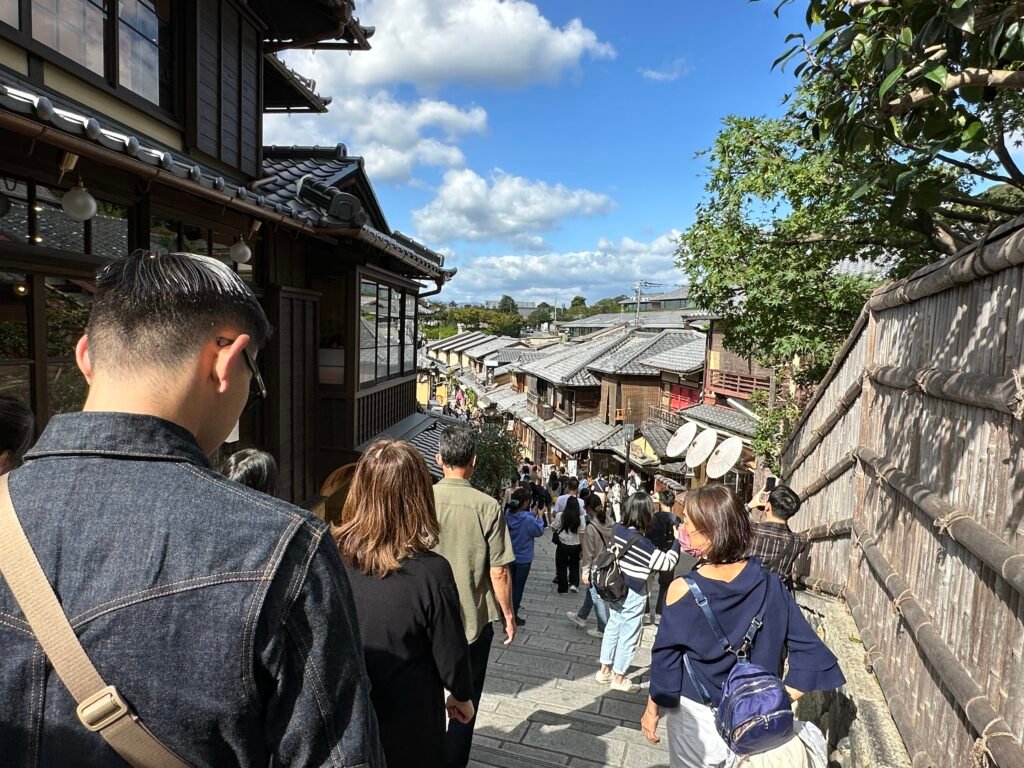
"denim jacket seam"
66,571,271,626
67,574,273,631
281,526,326,625
180,464,323,536
284,620,341,768
0,611,31,635
29,644,38,768
25,449,205,464
241,521,301,706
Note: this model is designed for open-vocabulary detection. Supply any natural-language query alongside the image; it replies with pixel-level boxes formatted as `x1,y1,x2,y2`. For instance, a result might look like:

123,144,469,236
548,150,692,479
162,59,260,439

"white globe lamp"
61,181,97,222
229,240,252,264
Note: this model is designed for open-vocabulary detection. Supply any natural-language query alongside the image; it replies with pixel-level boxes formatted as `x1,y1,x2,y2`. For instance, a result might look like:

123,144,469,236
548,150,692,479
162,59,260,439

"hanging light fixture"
229,238,252,264
61,178,97,222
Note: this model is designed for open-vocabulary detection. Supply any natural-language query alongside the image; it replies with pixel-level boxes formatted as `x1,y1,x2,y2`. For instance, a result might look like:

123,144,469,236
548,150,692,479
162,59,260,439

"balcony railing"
527,391,554,420
648,404,684,430
708,369,771,399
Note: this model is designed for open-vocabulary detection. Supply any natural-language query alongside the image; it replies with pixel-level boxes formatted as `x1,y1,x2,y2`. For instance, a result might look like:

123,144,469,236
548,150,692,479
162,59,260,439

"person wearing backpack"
641,484,845,767
595,492,681,692
567,493,613,637
551,496,584,593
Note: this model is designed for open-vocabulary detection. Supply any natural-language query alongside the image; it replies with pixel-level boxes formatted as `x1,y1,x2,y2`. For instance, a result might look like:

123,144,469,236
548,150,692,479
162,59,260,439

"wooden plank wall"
780,248,1024,766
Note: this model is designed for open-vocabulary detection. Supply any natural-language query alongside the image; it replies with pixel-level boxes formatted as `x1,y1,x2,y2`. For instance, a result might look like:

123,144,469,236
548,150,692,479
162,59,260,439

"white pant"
665,697,825,768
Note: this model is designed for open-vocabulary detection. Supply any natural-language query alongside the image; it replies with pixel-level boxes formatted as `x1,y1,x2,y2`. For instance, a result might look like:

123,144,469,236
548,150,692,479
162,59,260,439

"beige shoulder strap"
0,475,192,768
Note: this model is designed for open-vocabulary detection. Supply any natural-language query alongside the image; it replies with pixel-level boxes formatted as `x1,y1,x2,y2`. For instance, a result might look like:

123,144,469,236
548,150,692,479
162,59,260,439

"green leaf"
899,27,913,47
879,64,906,101
772,44,800,70
947,6,975,34
921,61,948,89
850,181,873,201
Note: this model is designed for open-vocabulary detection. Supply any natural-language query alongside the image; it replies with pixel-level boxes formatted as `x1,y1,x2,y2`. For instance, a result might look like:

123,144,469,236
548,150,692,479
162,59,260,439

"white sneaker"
586,629,604,639
594,669,612,683
566,611,587,628
569,585,578,593
609,678,640,693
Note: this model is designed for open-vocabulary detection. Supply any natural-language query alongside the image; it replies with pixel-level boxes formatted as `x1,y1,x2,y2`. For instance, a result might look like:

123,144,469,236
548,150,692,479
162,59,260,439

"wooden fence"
781,217,1024,768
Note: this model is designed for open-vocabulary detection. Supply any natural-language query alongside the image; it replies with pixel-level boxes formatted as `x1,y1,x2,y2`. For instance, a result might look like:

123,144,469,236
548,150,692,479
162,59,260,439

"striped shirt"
611,523,681,594
747,521,806,584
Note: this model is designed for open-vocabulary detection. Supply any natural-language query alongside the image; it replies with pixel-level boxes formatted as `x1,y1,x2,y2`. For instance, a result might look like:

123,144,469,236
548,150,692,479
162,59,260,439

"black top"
345,551,474,768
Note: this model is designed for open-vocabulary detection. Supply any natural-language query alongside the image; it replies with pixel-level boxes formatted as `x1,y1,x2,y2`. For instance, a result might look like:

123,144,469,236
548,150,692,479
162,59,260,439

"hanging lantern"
61,181,97,222
229,239,252,264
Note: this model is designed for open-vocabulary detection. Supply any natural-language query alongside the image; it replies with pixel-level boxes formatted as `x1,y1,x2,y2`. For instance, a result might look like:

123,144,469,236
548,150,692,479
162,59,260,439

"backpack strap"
682,653,714,708
684,573,769,660
0,476,193,768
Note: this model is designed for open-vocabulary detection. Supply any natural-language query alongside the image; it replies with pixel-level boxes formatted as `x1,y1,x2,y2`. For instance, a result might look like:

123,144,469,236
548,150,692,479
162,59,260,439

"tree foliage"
527,306,552,327
682,0,1024,383
497,295,519,315
471,424,520,500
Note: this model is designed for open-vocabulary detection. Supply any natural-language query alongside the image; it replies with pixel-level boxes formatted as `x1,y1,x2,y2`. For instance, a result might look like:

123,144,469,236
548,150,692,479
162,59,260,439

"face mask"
678,527,704,558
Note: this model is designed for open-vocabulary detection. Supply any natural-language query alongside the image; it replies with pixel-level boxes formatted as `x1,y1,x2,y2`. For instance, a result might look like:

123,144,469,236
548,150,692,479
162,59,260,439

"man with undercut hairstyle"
0,250,384,767
747,483,807,589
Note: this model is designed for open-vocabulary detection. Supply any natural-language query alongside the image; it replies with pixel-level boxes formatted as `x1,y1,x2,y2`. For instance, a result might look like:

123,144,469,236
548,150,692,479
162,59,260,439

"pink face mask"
678,527,704,558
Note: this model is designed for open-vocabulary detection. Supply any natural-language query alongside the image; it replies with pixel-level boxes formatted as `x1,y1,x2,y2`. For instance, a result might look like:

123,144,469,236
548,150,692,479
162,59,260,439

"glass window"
360,280,377,384
35,186,85,252
32,0,107,76
149,217,179,254
46,277,94,358
0,364,30,402
0,178,28,244
0,272,31,360
47,361,87,417
92,201,129,260
118,0,173,109
0,0,18,27
182,223,207,254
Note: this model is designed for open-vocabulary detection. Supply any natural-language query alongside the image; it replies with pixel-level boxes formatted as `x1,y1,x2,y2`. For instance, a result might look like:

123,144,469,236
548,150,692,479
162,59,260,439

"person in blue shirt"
641,484,845,767
504,487,545,626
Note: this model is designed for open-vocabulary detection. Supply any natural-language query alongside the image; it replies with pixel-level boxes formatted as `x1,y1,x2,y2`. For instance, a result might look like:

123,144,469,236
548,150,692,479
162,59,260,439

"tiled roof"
640,421,674,458
546,418,620,456
427,330,474,351
591,425,625,451
417,353,448,374
638,336,706,374
447,333,494,354
0,73,453,282
588,329,703,376
463,336,523,361
558,310,694,330
429,331,487,352
520,332,628,387
679,403,757,438
619,286,691,304
260,145,363,214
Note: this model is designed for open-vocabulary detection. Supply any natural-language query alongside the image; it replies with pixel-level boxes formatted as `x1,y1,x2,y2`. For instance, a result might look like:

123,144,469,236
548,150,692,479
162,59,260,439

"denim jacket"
0,412,384,768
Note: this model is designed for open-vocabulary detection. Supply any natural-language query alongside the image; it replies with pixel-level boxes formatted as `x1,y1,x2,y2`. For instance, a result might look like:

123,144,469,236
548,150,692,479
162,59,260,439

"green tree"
570,295,587,310
489,312,523,338
590,295,627,315
497,295,519,315
471,424,520,500
527,306,552,327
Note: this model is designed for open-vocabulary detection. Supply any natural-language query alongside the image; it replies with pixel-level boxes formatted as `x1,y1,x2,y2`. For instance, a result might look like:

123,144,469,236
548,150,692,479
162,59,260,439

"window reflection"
119,0,173,109
35,186,85,252
92,201,129,260
32,0,107,76
358,279,416,385
0,0,18,27
0,272,30,360
47,361,87,418
46,277,94,358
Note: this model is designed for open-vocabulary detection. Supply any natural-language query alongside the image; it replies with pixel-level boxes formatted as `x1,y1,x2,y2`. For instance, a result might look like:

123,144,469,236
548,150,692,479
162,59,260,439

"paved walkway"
469,538,670,768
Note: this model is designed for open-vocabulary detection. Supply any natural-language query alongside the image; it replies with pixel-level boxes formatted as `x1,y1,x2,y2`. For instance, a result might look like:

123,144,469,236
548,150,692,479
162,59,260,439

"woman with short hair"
220,448,278,495
334,439,475,768
597,492,680,692
641,484,845,767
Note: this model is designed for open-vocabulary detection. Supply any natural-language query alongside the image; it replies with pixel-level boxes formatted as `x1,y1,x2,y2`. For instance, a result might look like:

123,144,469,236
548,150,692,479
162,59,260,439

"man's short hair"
768,485,801,520
658,489,676,509
566,477,580,492
88,250,271,373
439,426,476,468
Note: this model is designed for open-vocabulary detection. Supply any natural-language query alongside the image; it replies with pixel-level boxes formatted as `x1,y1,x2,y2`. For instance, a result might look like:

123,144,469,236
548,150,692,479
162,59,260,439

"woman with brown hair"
334,438,475,768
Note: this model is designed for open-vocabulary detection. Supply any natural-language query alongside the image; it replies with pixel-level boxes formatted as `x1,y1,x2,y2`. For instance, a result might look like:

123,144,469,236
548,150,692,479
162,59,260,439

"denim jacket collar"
25,412,211,468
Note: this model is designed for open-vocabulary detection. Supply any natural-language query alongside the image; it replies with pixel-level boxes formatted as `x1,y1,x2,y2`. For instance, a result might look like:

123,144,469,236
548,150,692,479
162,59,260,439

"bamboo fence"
780,216,1024,767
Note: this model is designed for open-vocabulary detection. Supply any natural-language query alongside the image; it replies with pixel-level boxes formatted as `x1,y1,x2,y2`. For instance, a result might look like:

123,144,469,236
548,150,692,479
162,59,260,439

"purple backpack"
683,575,794,756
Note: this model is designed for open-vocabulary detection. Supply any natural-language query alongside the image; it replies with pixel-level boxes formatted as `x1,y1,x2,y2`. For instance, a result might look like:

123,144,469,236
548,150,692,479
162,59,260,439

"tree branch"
934,153,1020,187
992,111,1024,186
934,207,995,224
886,69,1024,115
767,233,925,248
947,194,1024,216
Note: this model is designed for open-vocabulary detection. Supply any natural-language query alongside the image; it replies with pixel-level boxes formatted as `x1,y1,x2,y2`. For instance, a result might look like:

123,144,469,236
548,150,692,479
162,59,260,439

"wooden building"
703,318,773,405
0,0,453,506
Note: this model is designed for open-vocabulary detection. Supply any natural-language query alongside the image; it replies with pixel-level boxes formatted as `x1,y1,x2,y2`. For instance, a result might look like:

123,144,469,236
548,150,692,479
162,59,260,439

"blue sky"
264,0,808,305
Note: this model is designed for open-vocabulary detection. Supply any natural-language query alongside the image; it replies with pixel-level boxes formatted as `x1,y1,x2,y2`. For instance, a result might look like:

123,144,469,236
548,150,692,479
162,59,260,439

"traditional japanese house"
0,0,454,506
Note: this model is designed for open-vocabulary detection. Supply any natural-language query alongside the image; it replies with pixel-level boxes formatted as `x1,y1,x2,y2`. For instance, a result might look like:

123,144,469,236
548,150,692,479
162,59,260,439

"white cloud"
639,58,693,82
412,169,615,246
264,92,486,182
342,0,614,88
440,230,684,305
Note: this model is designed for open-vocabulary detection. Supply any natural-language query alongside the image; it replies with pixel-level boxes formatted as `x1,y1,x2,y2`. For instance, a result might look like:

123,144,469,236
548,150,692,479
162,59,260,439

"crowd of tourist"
0,249,845,768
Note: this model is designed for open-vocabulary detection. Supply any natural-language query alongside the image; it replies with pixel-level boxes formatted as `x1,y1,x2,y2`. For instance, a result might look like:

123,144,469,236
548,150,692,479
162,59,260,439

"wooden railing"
708,369,771,399
648,404,684,429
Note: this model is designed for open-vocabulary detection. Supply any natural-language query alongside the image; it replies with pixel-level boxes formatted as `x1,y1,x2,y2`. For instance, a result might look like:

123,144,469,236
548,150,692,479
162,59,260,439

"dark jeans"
555,543,582,593
446,623,494,768
508,561,532,615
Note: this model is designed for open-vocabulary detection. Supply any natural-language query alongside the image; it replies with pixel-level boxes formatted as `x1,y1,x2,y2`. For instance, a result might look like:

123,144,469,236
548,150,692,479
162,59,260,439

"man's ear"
435,452,444,469
75,335,93,383
212,334,251,394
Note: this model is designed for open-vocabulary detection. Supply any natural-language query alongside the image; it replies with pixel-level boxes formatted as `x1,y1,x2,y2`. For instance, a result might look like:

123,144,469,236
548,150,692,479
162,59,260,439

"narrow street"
470,537,668,768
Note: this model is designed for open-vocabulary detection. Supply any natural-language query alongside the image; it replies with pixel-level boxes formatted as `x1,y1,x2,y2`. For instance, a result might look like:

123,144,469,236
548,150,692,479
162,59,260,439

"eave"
263,55,331,114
